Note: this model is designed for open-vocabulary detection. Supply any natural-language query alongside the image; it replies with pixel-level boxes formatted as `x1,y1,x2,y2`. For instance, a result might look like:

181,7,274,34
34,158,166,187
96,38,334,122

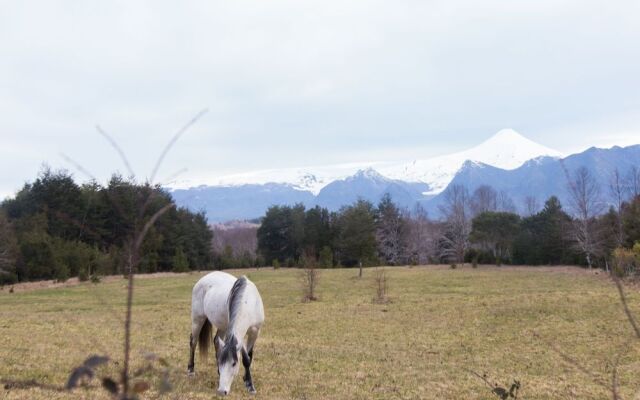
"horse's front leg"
242,327,260,394
241,347,255,394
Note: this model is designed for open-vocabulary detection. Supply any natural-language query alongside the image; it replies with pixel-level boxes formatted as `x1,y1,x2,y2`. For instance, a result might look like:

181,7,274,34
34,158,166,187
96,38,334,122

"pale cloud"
1,0,639,198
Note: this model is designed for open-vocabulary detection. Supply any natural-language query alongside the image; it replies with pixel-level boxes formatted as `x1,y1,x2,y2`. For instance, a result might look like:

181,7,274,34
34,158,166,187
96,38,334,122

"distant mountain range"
168,129,640,222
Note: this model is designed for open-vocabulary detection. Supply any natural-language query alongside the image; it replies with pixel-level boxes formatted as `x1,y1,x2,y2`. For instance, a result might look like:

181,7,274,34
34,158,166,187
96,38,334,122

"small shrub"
285,258,296,268
472,256,478,269
78,268,89,282
450,264,457,269
300,256,320,302
55,263,70,282
373,267,389,304
272,259,280,270
90,274,101,284
612,247,638,278
0,271,18,286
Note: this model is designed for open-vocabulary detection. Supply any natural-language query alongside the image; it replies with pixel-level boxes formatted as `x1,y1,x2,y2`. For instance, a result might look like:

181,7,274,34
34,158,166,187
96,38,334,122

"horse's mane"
227,276,247,331
219,276,247,365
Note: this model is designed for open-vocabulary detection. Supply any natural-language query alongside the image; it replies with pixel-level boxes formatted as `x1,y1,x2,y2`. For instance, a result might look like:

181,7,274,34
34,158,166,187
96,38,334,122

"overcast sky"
1,0,640,198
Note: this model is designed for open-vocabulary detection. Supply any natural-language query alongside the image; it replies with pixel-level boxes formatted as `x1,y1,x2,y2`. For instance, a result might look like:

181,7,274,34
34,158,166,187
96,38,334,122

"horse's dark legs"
241,347,255,394
242,327,260,394
187,333,197,376
188,318,206,376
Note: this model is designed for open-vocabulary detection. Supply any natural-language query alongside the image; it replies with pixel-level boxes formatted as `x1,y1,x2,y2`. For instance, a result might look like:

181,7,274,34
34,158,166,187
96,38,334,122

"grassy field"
1,266,640,399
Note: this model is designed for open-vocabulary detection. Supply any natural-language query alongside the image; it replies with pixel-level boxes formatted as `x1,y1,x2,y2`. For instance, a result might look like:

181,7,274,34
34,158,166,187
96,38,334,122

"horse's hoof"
187,370,195,378
248,388,257,395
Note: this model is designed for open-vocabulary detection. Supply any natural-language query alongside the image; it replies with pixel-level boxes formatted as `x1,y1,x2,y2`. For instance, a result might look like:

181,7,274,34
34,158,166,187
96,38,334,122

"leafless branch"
614,278,640,339
96,125,136,178
149,108,208,184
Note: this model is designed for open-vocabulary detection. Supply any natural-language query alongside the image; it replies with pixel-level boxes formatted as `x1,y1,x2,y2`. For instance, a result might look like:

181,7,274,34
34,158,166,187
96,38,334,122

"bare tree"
566,166,605,268
470,185,498,216
625,165,640,200
497,190,516,213
372,267,389,304
406,204,441,265
523,195,539,216
439,184,471,264
609,168,626,246
375,194,408,265
211,221,259,264
300,253,320,302
67,110,207,398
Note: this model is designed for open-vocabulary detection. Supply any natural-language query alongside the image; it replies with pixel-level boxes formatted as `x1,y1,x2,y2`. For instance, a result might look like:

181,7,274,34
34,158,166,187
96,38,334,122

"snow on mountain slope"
204,161,386,195
379,128,563,194
174,129,562,196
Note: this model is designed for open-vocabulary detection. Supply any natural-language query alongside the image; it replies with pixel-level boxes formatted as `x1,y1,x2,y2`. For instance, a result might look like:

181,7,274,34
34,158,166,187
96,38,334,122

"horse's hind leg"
242,327,260,394
187,317,206,376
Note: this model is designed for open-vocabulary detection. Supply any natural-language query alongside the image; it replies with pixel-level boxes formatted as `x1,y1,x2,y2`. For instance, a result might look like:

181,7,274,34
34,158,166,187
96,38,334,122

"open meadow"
1,266,640,399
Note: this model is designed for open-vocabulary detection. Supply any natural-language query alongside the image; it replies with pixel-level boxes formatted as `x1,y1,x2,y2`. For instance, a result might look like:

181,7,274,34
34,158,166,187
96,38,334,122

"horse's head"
215,335,241,396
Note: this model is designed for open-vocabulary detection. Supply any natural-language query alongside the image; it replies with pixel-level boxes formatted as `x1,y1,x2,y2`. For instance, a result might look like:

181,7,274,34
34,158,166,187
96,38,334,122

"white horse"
188,271,265,396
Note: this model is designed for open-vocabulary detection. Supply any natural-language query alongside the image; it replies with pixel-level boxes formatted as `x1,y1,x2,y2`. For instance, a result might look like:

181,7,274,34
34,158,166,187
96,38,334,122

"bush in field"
78,268,89,282
285,257,296,268
373,267,389,304
272,259,280,270
300,254,320,302
611,247,639,278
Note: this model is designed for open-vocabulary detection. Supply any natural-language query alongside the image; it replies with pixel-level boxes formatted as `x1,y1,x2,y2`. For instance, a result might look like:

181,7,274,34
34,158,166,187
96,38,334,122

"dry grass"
1,265,639,399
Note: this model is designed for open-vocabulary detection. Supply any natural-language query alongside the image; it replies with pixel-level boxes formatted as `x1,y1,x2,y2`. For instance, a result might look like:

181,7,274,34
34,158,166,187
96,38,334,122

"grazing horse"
187,271,265,396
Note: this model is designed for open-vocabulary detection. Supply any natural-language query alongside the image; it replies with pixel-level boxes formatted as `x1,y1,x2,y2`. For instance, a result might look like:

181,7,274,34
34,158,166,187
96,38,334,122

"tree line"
216,165,640,273
0,168,213,284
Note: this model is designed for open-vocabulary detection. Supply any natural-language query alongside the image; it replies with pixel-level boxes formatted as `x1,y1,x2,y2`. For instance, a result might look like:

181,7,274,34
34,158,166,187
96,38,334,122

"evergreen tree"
172,247,190,272
0,210,19,284
335,199,377,277
512,196,577,265
318,246,333,268
622,195,640,246
470,211,521,265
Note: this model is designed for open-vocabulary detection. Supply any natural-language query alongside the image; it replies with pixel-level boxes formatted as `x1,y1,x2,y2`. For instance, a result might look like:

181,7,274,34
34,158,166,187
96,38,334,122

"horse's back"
192,271,237,329
192,271,265,332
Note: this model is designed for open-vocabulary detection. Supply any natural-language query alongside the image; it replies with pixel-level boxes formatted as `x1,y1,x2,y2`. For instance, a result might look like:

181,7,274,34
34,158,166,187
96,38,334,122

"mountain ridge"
172,129,562,195
169,133,639,222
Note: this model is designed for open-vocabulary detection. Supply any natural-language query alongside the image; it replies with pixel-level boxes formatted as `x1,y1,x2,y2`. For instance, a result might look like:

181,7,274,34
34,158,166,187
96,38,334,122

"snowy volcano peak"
486,128,525,142
467,128,563,169
378,128,563,195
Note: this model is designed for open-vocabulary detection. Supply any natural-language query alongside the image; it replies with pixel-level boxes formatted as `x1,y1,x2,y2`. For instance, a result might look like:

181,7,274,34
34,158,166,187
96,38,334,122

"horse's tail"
198,319,212,359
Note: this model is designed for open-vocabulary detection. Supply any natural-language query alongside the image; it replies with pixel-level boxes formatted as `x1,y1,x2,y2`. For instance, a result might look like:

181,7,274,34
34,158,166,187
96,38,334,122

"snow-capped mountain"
174,129,562,196
203,161,378,195
170,141,640,222
378,128,563,194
